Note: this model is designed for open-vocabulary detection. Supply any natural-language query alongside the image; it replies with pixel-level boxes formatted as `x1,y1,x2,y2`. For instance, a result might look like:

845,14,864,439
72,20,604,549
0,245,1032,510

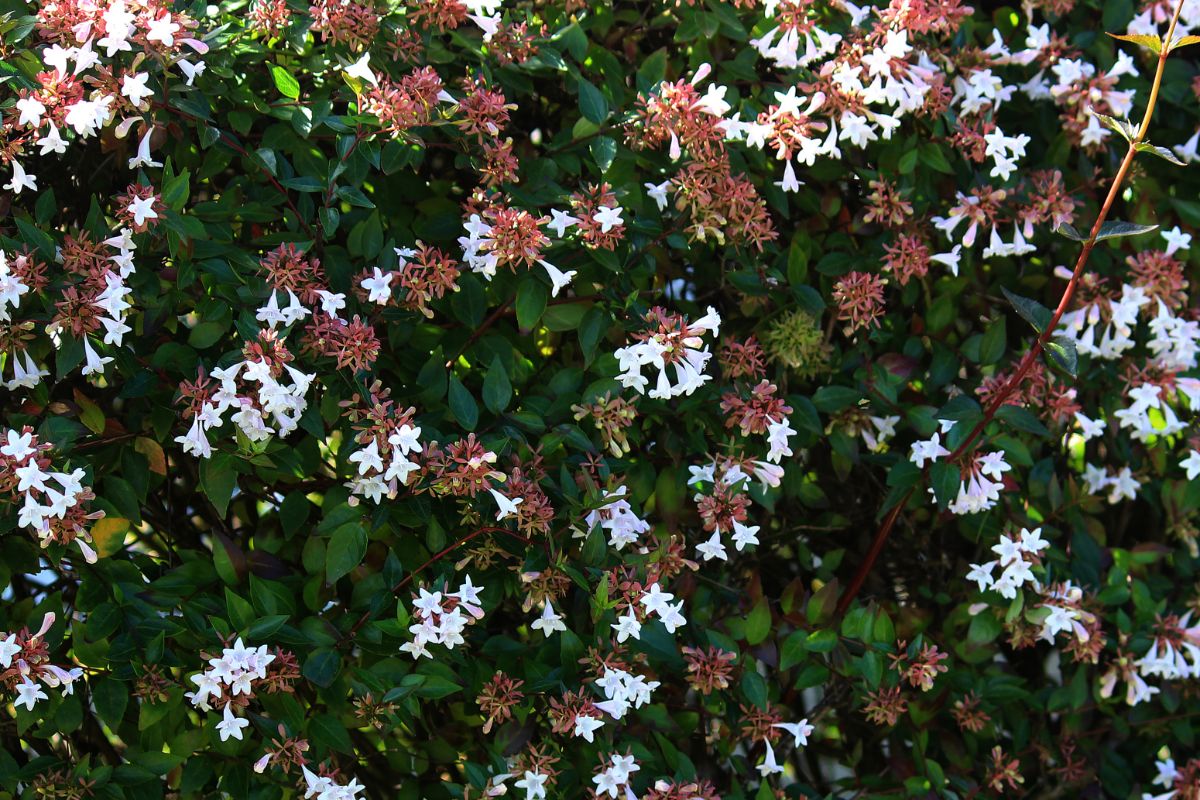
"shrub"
4,0,1200,797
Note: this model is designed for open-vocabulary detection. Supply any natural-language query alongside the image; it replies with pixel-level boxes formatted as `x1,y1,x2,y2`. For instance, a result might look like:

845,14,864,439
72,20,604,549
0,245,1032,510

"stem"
836,5,1185,617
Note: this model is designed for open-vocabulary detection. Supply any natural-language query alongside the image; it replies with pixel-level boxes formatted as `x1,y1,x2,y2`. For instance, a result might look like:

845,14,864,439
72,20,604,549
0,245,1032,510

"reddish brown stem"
836,6,1185,617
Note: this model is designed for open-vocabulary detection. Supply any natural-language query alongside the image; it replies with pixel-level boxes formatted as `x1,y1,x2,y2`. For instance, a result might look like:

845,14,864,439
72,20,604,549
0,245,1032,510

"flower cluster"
401,578,486,659
187,638,297,742
0,428,102,562
614,307,721,399
0,614,81,711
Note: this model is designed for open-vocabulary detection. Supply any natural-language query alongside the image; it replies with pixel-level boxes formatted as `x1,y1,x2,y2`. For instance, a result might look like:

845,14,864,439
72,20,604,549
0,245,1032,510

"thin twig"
836,2,1187,617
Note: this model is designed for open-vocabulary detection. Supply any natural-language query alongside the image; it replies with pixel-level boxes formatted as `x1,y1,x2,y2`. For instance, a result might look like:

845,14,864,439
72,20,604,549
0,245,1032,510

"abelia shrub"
6,0,1200,797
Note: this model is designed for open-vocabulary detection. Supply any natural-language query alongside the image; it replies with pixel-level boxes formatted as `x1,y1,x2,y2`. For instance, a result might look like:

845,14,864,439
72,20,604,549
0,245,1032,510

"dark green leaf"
482,358,512,414
1000,287,1052,333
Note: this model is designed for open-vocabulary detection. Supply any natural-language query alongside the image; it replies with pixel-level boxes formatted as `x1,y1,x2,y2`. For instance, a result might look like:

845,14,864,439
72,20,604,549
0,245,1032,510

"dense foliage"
8,0,1200,796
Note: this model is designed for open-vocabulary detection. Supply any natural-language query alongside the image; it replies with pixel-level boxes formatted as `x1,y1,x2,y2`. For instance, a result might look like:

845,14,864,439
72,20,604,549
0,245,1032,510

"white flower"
342,52,377,86
644,180,672,210
15,678,47,710
1082,463,1110,495
81,337,113,377
909,433,950,468
593,769,621,799
146,13,180,45
388,424,422,456
1,429,36,460
121,72,154,107
64,96,114,138
128,127,163,170
930,245,962,277
0,634,20,668
488,486,523,521
611,608,642,643
515,771,548,800
756,739,784,776
593,205,624,233
991,534,1022,566
639,583,674,617
731,519,760,551
966,561,996,591
693,82,731,116
127,195,159,227
177,59,206,86
1107,466,1139,504
773,719,815,747
1154,758,1180,788
348,440,384,475
1162,225,1192,256
360,267,394,304
547,208,580,237
1073,411,1105,441
573,714,604,742
4,161,37,195
15,97,46,128
766,416,795,463
6,350,48,390
531,602,566,637
315,290,347,317
695,530,727,562
538,259,576,298
584,487,650,550
38,124,68,156
1182,450,1200,481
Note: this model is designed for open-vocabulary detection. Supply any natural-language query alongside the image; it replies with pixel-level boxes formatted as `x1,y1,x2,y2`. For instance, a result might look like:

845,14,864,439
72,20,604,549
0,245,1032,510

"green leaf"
1095,220,1158,241
590,136,617,172
161,169,191,210
1044,335,1078,378
200,454,238,518
302,648,342,688
1106,31,1162,54
1000,287,1052,333
1054,221,1087,242
515,278,548,331
995,405,1050,436
279,492,311,537
92,677,129,728
805,629,837,653
310,712,353,753
930,461,960,510
978,317,1006,366
269,64,300,99
745,599,771,646
188,321,226,349
325,523,366,583
414,674,463,699
779,631,807,671
918,143,954,174
1135,141,1185,165
482,358,512,414
806,580,840,625
577,78,609,123
1092,111,1136,143
636,48,667,90
812,385,862,413
740,671,768,709
1171,33,1200,51
448,374,479,430
861,650,883,688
